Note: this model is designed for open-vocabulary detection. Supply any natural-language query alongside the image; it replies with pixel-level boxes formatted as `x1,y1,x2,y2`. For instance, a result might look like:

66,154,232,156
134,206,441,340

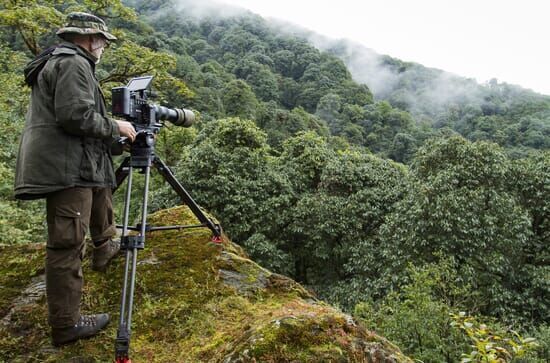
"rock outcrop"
0,206,411,362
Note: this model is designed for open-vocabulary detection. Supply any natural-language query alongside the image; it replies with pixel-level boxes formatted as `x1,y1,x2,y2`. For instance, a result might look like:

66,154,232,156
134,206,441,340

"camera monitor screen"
127,76,153,91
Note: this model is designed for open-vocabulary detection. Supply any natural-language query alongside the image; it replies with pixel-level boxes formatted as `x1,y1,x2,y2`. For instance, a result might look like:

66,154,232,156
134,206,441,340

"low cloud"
172,0,251,20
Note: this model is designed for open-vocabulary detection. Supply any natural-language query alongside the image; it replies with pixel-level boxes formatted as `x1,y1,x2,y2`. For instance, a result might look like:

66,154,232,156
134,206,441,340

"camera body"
112,75,194,129
111,76,195,161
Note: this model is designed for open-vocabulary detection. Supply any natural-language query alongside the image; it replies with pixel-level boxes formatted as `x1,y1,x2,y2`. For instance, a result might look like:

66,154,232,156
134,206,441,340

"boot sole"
52,320,110,346
52,332,97,347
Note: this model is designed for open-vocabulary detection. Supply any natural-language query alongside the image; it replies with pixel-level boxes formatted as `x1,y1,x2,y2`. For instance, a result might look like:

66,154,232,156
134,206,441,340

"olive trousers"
45,187,117,328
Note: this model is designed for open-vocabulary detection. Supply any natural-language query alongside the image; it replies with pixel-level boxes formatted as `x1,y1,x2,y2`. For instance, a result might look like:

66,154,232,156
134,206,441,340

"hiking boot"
51,313,110,346
92,239,121,272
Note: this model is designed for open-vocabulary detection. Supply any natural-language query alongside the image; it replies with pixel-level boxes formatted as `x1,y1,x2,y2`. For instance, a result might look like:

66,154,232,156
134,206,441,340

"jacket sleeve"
54,57,120,140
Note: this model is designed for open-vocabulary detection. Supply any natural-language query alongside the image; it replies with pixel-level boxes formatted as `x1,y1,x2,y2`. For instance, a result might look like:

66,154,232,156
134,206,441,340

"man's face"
89,36,109,63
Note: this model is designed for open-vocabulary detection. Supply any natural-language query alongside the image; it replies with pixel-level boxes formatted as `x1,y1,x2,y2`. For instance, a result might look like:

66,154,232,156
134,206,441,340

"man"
14,12,137,346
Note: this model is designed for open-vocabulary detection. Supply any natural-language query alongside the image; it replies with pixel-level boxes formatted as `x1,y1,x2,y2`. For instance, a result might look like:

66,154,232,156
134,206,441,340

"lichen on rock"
0,205,411,362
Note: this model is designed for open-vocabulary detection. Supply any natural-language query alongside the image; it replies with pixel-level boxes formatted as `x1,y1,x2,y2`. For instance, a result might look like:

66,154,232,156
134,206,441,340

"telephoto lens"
153,105,195,127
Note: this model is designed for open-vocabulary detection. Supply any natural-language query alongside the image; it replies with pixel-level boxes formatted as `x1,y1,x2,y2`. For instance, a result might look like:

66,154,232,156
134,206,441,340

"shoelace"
106,240,120,252
111,240,120,251
76,315,97,327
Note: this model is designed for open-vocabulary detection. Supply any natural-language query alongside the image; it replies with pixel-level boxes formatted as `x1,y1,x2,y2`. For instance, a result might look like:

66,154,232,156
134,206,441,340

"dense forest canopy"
0,0,548,361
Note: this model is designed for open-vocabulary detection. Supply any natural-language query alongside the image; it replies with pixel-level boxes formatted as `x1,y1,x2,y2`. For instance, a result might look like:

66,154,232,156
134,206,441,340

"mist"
261,15,487,118
172,0,250,20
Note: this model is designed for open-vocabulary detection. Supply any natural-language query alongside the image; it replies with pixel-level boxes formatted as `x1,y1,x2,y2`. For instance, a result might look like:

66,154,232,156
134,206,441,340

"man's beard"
90,44,104,64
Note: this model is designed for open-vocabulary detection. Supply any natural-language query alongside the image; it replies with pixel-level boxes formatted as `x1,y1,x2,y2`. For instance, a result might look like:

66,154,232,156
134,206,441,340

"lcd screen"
127,76,153,91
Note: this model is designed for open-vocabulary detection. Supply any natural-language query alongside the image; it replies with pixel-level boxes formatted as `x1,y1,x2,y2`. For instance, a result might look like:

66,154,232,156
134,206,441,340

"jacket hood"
23,46,57,86
23,43,95,86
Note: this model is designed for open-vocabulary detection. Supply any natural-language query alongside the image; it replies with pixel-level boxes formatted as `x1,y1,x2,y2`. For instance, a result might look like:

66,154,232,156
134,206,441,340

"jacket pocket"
79,139,105,183
47,205,85,249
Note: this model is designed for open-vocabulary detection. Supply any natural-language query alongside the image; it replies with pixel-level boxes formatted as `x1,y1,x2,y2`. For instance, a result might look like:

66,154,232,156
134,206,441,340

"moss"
0,206,412,362
0,243,44,316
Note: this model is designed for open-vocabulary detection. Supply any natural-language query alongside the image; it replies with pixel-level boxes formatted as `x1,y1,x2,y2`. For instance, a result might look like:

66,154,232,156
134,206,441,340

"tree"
222,79,259,120
274,132,335,282
389,132,416,163
509,151,550,263
0,0,64,55
272,49,294,77
232,58,279,102
361,101,415,155
278,77,300,109
219,27,261,56
295,150,407,302
0,0,135,55
355,261,471,363
315,93,342,129
247,67,278,102
274,133,408,290
189,39,216,63
0,1,187,101
378,137,546,324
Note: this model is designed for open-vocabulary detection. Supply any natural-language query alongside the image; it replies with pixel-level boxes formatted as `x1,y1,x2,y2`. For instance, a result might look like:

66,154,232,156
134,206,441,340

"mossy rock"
0,206,411,362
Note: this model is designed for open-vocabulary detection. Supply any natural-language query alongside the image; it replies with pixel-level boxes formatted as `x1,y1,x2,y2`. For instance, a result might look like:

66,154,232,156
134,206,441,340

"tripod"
112,131,222,363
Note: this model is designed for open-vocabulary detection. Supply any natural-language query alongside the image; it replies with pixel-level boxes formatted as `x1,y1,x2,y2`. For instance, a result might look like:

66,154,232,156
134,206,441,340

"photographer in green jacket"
14,12,136,346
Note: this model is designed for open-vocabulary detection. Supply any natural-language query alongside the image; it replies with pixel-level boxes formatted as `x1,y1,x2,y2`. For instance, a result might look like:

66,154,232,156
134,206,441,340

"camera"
111,75,194,128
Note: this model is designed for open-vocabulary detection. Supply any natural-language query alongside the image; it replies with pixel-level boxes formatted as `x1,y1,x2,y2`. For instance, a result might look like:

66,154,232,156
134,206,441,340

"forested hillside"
0,0,548,361
326,39,550,156
267,20,550,158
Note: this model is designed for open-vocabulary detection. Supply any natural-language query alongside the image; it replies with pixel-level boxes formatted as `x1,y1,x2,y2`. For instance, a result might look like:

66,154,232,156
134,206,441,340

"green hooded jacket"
14,42,120,200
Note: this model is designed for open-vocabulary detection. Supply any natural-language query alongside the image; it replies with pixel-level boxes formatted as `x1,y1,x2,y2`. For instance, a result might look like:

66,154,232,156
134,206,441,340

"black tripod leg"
116,164,150,362
127,164,151,330
116,164,133,362
113,156,131,193
153,157,221,237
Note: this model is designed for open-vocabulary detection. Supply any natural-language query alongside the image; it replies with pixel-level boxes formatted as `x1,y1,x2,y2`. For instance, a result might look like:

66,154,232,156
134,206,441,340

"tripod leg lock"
115,327,131,362
121,235,145,250
210,224,223,243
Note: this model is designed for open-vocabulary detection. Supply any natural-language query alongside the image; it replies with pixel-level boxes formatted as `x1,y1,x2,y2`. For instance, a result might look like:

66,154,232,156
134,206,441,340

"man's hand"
116,120,137,142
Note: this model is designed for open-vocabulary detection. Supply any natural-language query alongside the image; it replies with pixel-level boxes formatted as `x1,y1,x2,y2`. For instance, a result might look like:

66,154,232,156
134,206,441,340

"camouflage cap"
56,12,117,41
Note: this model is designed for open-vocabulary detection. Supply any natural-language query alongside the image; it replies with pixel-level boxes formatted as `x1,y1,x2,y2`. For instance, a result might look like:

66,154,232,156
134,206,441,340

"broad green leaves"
0,0,136,55
0,0,64,55
379,136,547,323
99,40,192,102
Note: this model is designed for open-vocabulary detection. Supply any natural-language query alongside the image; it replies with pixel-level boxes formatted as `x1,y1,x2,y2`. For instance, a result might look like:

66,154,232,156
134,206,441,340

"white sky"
217,0,550,95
